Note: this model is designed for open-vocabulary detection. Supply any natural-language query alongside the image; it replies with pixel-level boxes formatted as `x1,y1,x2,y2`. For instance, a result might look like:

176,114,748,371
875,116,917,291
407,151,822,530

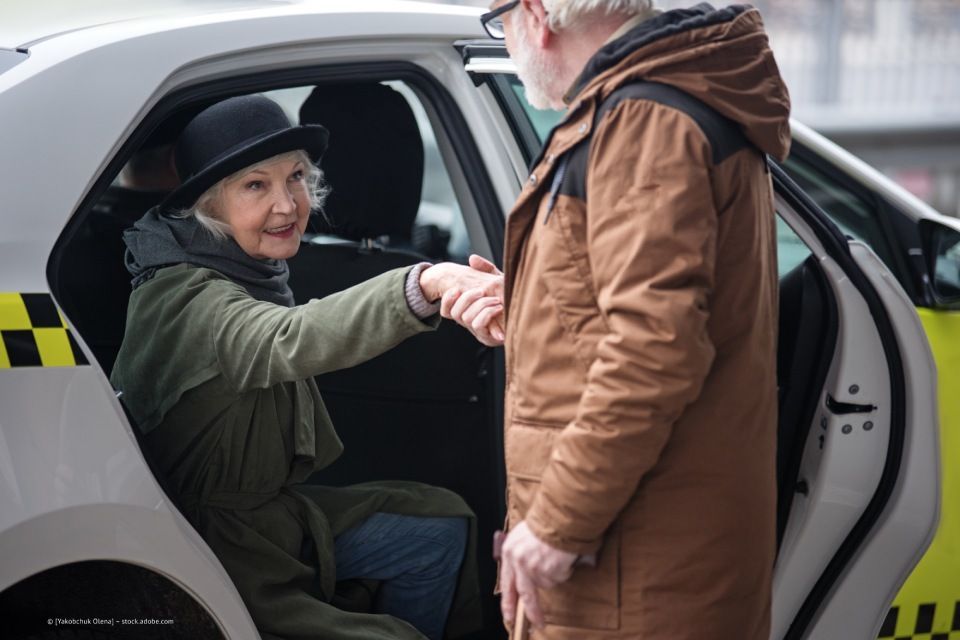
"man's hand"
445,255,505,346
496,520,577,629
441,287,504,346
418,257,504,345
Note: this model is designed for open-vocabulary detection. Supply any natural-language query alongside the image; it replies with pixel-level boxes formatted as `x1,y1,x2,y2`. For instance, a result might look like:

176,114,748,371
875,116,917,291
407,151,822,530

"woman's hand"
420,255,506,347
418,256,503,302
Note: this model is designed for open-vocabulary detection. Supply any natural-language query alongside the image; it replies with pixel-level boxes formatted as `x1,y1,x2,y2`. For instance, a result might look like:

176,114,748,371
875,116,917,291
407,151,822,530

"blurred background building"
443,0,960,217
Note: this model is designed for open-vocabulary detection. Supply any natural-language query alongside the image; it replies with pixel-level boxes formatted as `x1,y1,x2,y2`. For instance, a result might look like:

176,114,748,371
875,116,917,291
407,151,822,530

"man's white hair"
542,0,654,31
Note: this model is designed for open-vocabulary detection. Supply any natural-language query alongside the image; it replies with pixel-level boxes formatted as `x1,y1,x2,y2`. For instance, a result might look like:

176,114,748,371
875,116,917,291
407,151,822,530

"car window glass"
777,215,813,277
780,151,898,271
501,74,561,143
931,225,960,298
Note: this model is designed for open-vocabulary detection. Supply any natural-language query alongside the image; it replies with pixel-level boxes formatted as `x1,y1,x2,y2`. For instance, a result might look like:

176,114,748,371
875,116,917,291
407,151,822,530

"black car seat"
290,82,428,297
301,83,424,246
290,80,498,506
291,83,502,622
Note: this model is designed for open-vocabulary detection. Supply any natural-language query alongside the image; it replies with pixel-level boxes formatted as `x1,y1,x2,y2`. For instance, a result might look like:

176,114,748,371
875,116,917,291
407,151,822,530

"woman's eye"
246,180,263,191
290,170,304,181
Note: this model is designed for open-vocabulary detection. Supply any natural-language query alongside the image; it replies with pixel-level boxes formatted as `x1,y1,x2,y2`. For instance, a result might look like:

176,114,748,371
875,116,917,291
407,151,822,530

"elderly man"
446,0,791,638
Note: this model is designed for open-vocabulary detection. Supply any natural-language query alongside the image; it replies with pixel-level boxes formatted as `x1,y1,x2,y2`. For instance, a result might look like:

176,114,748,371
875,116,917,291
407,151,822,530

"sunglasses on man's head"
480,0,520,40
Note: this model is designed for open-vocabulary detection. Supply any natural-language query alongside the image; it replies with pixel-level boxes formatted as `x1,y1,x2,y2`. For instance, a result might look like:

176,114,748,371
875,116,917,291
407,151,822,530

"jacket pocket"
504,420,621,630
508,474,622,631
542,522,620,630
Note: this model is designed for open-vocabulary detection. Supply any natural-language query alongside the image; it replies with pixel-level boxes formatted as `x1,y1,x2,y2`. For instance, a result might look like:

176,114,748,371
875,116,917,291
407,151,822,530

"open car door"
458,42,940,640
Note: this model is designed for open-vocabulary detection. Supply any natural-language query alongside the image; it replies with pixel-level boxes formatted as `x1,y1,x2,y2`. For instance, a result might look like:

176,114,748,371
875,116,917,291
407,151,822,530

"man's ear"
520,0,553,48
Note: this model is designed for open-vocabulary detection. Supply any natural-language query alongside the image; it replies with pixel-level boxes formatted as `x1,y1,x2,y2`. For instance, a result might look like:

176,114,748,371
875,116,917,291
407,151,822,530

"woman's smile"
265,222,296,238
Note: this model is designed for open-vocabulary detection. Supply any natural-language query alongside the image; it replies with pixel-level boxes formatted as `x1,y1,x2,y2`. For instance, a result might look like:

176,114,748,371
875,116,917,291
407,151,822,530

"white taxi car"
0,1,953,639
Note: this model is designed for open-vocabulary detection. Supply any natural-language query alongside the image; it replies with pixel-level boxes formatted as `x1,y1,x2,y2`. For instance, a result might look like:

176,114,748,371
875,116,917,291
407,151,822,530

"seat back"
299,82,424,246
288,83,500,559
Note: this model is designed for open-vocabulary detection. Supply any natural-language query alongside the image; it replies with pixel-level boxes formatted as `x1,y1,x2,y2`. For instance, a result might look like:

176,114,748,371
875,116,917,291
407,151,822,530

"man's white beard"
510,16,565,111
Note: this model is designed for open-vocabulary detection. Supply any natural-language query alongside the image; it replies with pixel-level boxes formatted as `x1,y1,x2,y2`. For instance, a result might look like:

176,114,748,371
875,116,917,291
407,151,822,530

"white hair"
173,150,329,240
542,0,654,32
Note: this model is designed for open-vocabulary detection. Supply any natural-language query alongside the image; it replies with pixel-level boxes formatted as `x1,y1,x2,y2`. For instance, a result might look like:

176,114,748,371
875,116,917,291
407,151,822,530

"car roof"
0,0,481,49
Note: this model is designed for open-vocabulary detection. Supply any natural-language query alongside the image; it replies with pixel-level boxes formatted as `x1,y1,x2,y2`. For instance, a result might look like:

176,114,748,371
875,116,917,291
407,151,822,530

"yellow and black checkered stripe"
0,293,88,368
879,601,960,639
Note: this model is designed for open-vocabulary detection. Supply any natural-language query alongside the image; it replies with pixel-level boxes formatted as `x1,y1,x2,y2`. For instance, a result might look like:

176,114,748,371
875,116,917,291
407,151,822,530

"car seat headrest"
299,83,425,241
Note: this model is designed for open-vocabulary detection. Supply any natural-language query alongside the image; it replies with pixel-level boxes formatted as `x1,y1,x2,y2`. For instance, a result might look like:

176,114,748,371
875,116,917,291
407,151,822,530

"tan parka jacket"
501,5,791,638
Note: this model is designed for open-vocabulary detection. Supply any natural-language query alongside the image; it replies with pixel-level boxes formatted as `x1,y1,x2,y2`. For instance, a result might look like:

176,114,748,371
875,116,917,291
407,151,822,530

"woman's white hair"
542,0,654,31
173,150,330,240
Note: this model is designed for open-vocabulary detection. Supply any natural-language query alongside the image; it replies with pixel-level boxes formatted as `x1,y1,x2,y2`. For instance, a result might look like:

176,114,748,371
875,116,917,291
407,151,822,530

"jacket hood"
572,3,791,160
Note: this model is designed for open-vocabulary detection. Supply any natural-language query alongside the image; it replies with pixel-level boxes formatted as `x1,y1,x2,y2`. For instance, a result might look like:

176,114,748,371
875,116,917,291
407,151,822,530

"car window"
488,74,561,151
779,150,900,272
931,224,960,298
498,74,561,143
777,216,813,277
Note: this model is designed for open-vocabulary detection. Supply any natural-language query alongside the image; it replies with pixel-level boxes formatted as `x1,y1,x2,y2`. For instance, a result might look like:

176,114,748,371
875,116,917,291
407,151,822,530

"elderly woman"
110,95,503,640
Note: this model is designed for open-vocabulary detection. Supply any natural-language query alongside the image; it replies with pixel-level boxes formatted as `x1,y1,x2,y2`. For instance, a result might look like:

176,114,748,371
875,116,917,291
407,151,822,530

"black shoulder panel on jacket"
596,81,750,165
554,81,751,203
557,140,590,200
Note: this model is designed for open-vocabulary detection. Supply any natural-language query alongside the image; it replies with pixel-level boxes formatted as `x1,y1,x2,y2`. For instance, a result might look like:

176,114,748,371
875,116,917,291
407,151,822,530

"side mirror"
919,220,960,307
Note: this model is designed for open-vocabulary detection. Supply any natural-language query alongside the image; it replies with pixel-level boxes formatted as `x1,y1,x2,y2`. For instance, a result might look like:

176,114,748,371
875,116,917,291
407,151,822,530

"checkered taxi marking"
0,293,88,368
879,601,960,640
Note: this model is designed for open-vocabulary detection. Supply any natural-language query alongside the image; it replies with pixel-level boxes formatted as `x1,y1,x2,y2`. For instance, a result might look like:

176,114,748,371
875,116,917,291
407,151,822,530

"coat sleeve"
213,267,438,393
525,102,720,555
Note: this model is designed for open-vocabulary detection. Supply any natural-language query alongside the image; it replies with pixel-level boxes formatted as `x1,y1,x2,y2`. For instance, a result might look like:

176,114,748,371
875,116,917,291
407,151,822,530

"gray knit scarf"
123,207,295,307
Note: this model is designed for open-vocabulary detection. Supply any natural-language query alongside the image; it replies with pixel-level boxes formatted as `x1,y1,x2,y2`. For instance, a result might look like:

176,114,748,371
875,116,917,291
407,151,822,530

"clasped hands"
419,254,506,347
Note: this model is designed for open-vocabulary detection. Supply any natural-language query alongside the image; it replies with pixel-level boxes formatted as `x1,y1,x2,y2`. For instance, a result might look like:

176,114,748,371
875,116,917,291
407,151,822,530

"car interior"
52,79,504,635
49,79,840,637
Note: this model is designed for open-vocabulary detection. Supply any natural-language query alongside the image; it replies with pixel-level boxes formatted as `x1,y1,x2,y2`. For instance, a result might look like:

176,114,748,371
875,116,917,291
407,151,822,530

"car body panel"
884,308,960,637
0,357,259,637
0,0,478,49
0,504,258,637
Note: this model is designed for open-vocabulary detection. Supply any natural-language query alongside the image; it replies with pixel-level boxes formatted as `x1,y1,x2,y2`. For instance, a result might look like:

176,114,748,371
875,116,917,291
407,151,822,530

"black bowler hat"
159,94,329,213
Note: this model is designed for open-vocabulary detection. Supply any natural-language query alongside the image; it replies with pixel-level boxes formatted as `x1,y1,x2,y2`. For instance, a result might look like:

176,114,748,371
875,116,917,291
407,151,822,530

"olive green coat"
111,264,481,640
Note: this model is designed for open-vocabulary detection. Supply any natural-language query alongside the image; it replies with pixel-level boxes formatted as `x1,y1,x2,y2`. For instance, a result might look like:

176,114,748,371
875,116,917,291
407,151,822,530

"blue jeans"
334,512,468,640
